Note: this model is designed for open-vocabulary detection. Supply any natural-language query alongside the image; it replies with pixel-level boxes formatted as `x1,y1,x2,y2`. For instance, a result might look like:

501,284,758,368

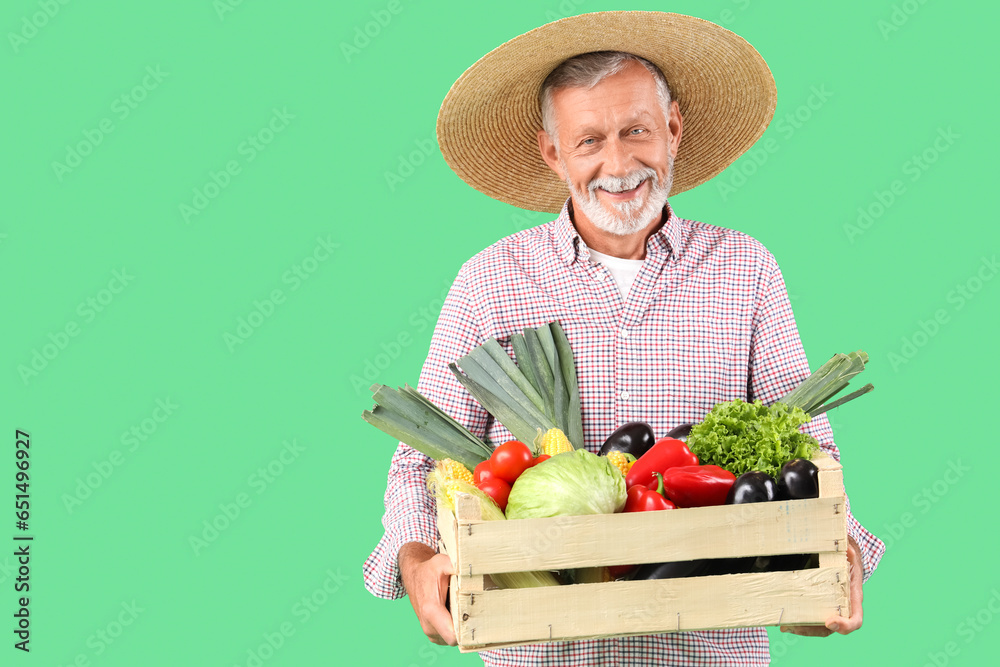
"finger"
430,553,456,576
779,625,832,637
825,612,862,635
426,601,457,646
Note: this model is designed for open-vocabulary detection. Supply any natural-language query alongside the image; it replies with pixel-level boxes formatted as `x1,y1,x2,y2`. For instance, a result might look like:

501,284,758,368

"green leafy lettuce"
686,399,819,478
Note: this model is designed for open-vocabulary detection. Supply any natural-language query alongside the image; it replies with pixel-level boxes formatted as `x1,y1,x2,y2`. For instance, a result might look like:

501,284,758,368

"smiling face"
538,60,682,238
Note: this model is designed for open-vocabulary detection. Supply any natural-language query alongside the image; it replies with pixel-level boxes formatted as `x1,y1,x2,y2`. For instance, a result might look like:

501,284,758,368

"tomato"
473,460,496,485
489,440,534,483
532,454,551,466
477,477,511,512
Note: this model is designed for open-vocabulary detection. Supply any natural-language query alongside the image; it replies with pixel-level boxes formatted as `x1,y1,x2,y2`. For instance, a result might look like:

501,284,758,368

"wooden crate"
436,453,849,652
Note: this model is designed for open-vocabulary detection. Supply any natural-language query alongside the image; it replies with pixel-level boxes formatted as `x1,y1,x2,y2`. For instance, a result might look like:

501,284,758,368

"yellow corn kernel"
606,450,634,477
539,428,573,457
438,458,475,486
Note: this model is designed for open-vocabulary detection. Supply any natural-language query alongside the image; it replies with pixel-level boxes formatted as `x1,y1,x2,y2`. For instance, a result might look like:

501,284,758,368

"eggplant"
769,459,820,571
713,471,778,574
664,422,695,442
776,458,819,500
599,421,656,458
767,552,818,572
629,559,711,580
725,471,778,504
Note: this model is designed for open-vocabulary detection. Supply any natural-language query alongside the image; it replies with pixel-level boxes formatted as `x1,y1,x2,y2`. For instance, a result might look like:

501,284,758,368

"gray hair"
539,51,673,148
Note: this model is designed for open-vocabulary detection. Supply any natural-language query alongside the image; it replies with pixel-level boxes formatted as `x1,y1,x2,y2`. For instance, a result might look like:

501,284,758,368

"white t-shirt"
587,248,644,300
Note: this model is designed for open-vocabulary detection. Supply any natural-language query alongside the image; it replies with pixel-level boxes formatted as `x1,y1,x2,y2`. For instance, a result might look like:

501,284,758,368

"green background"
3,0,997,664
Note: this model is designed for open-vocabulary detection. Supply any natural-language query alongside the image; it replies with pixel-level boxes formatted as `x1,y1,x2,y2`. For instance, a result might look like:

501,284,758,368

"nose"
602,135,635,178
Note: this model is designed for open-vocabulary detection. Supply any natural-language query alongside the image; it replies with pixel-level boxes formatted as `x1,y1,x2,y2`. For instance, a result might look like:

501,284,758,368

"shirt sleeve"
362,271,491,599
749,260,885,583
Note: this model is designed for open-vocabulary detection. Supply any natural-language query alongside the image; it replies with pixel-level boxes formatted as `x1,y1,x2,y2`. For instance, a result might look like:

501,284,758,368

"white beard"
563,156,674,236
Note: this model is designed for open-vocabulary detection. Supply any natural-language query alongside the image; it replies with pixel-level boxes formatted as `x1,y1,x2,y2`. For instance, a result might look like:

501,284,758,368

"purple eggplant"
715,471,778,574
776,459,819,500
769,459,820,571
599,421,656,458
726,471,778,504
629,559,712,581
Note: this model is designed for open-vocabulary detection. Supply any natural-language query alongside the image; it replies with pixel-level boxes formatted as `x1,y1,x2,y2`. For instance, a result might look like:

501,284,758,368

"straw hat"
436,11,777,213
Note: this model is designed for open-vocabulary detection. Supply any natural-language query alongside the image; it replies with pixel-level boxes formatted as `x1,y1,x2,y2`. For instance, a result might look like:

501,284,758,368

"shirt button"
620,390,630,401
596,271,607,282
620,329,629,339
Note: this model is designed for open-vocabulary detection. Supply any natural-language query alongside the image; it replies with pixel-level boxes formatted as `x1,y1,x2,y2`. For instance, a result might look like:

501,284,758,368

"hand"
780,534,864,637
398,542,457,646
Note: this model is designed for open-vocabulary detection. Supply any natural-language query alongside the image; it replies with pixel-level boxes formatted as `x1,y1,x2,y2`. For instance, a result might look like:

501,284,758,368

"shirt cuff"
363,515,439,600
844,495,885,584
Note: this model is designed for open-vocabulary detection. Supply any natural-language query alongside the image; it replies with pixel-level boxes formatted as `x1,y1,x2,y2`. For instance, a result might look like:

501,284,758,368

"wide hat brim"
436,11,777,214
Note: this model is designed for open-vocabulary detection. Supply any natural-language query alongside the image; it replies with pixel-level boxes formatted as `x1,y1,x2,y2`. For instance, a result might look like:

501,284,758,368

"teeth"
603,181,641,193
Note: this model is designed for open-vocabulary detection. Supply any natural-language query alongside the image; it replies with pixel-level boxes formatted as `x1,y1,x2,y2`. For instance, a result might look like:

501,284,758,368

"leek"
450,322,585,451
363,384,492,470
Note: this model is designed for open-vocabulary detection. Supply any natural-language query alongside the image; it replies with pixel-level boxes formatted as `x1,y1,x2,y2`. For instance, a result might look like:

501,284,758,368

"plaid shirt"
363,200,885,666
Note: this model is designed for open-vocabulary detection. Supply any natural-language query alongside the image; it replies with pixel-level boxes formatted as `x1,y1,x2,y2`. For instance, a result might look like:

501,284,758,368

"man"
364,12,884,665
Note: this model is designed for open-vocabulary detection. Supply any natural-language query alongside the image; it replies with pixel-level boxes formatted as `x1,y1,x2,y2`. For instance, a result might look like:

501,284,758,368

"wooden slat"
456,567,849,650
454,493,485,592
813,451,841,473
437,504,458,565
816,453,850,617
457,496,844,574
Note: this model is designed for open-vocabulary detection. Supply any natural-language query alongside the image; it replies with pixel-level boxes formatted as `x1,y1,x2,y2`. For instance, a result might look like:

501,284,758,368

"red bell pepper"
610,474,677,578
625,437,699,489
660,465,736,508
623,473,677,513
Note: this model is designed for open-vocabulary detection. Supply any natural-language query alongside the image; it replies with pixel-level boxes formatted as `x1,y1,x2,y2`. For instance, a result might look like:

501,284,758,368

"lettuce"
686,399,819,478
505,449,626,520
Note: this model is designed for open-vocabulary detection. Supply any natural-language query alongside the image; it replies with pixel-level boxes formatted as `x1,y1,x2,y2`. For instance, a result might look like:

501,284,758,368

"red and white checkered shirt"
363,200,885,666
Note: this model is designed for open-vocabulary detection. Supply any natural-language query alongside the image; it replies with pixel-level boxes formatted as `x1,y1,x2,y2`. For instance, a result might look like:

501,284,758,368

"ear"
666,100,683,160
537,129,565,181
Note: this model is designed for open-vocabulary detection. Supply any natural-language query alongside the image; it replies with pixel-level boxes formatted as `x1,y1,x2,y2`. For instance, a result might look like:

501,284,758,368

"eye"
582,138,596,145
630,128,645,135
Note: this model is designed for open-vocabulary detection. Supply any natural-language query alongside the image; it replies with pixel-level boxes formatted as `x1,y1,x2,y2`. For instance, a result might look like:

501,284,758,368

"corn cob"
426,469,560,589
606,451,635,477
434,459,477,509
536,427,573,457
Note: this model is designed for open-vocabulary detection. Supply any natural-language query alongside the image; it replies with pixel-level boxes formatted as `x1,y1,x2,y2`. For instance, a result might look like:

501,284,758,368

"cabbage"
505,449,626,520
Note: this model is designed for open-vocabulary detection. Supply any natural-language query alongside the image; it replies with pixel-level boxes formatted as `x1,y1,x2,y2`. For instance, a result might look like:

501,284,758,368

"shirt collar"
552,197,684,265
